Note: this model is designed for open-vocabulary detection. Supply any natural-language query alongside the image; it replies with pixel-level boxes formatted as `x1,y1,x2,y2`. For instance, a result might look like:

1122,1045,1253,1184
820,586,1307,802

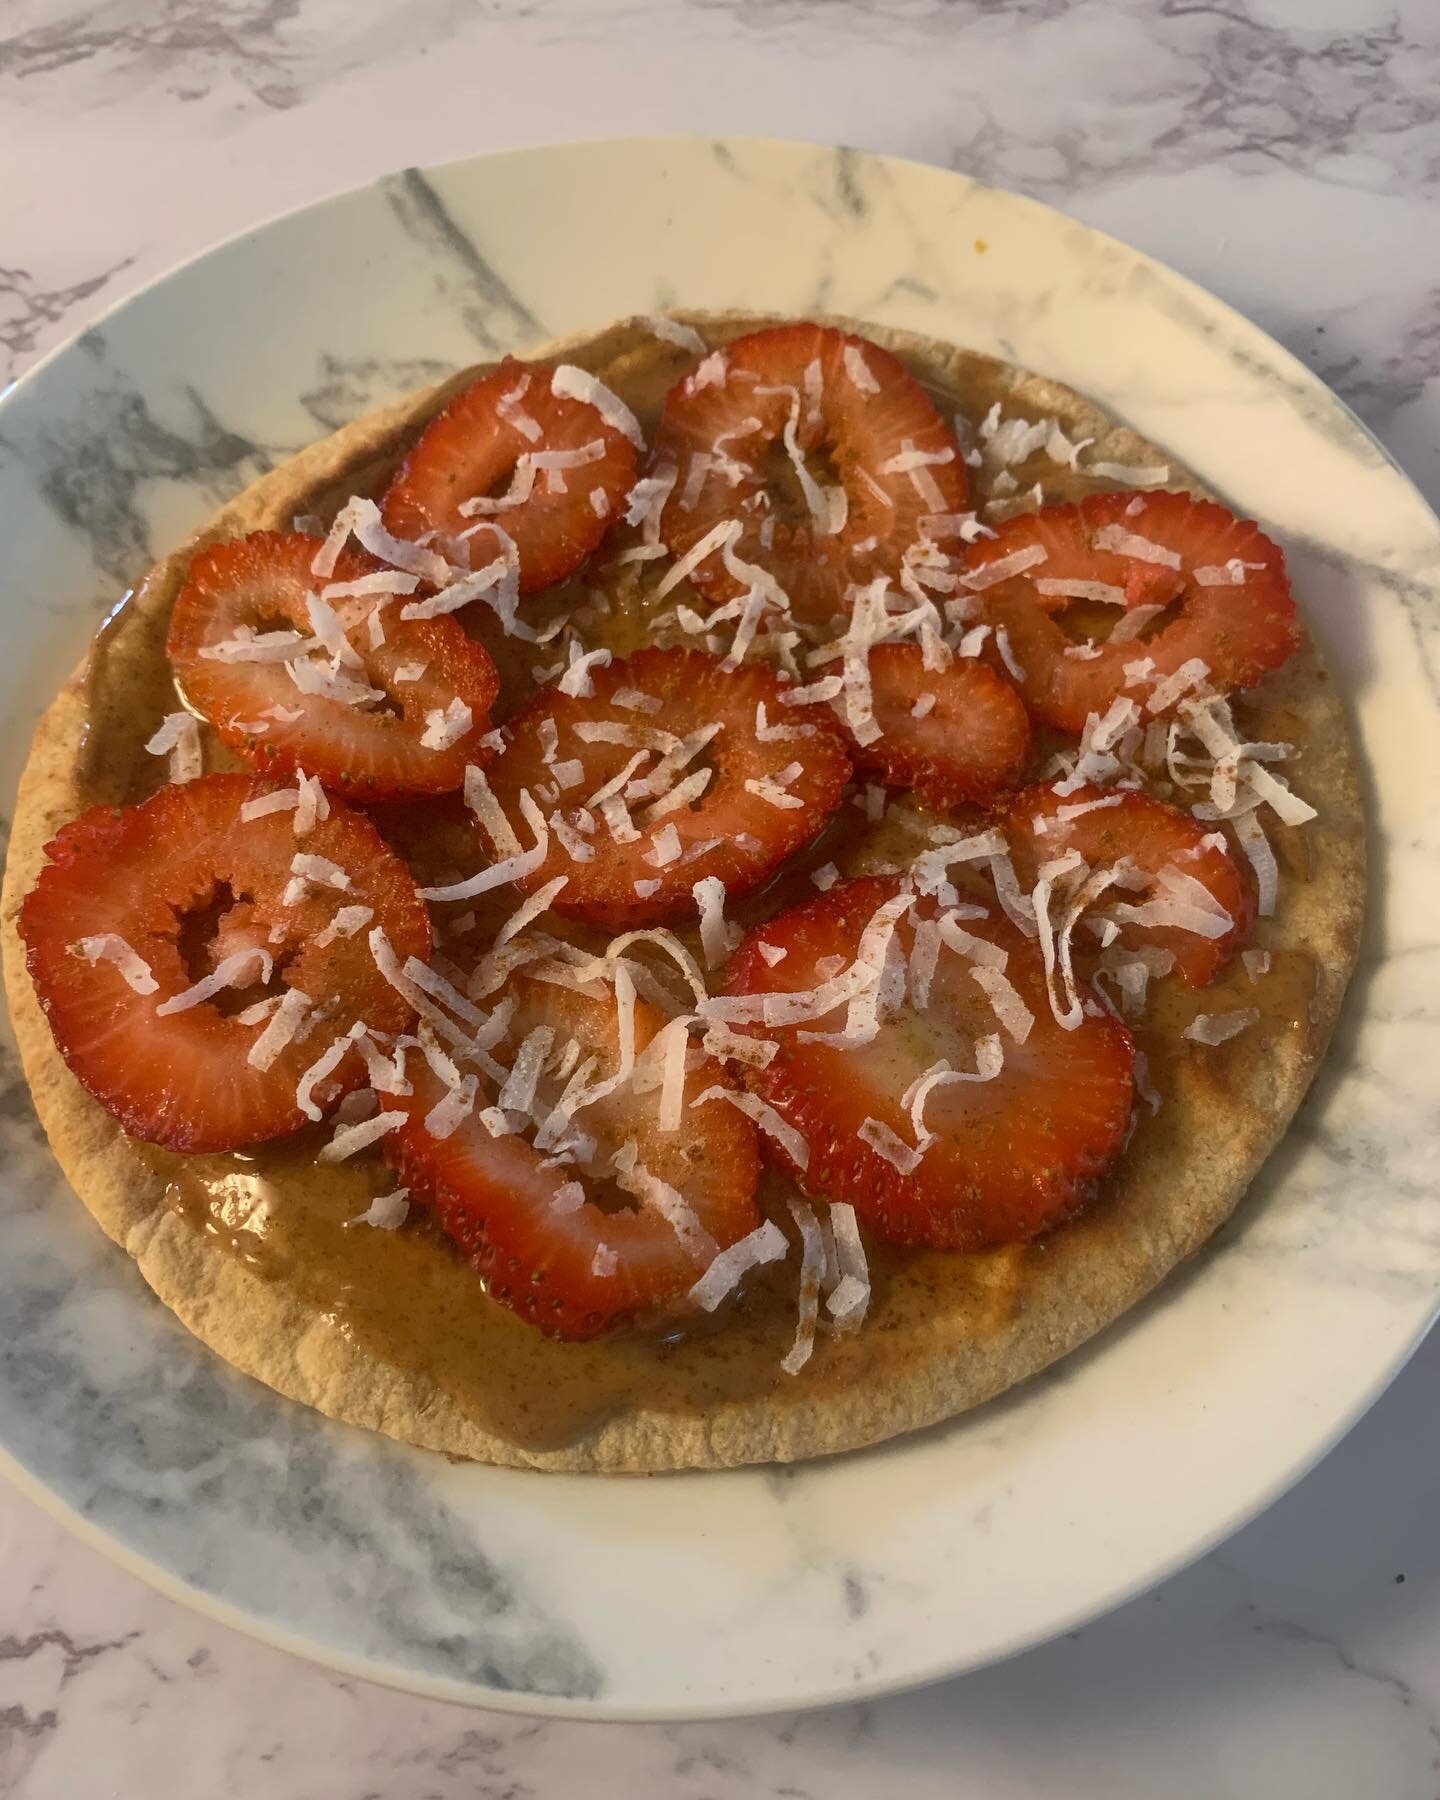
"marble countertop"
3,1,1439,1793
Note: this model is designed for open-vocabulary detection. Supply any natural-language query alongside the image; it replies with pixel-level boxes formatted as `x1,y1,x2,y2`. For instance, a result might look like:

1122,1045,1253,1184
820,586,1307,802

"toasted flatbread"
0,312,1365,1470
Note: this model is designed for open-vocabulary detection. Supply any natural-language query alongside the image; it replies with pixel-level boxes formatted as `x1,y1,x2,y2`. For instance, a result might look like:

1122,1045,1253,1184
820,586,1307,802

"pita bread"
0,312,1365,1471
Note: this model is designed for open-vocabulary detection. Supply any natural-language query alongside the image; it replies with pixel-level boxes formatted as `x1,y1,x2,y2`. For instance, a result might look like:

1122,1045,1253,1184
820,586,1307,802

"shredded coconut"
70,933,158,995
350,1188,410,1230
695,1084,809,1170
959,543,1049,591
1184,1008,1260,1046
694,876,741,968
1086,460,1171,487
155,947,272,1016
145,711,203,784
688,1219,789,1312
551,364,644,448
320,1110,405,1162
245,987,312,1069
781,1200,826,1376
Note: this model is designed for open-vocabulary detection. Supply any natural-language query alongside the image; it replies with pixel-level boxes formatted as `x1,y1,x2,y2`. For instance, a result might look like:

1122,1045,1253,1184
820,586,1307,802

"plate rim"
1,131,1434,1720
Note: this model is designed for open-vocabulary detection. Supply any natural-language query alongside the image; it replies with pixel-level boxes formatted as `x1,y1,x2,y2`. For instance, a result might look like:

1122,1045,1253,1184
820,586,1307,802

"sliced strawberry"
19,773,431,1152
1006,782,1256,985
168,531,501,798
381,359,638,591
481,646,852,930
965,491,1300,732
383,975,761,1340
653,323,967,628
724,876,1135,1250
851,644,1031,809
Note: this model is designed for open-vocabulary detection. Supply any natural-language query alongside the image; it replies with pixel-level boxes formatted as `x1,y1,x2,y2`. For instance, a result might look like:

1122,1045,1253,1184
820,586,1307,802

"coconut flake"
642,823,684,868
304,592,364,670
994,625,1026,682
425,1073,479,1139
906,1035,1004,1142
551,363,644,448
1244,761,1318,828
744,770,806,811
421,791,549,901
496,877,569,950
245,987,313,1069
694,876,741,968
557,643,613,698
970,963,1035,1044
1242,947,1272,981
825,1202,870,1327
781,1200,826,1376
1086,461,1171,487
642,313,708,354
198,626,319,665
613,686,664,716
464,763,521,857
316,495,452,587
70,933,158,995
290,852,351,894
1093,524,1182,568
294,1022,365,1121
1184,1008,1260,1045
286,655,386,707
695,1084,809,1170
1145,658,1211,715
688,1218,789,1312
155,947,272,1016
639,1012,693,1132
612,1139,715,1260
960,544,1049,592
842,344,880,394
309,908,373,957
320,1110,405,1162
496,1025,556,1118
1233,809,1278,915
420,697,473,751
858,1117,927,1175
1033,579,1128,606
1193,558,1267,586
145,711,203,784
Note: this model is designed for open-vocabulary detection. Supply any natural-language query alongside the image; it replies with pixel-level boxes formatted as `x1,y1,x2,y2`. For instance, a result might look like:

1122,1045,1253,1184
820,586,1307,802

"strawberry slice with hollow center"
382,975,761,1340
167,531,500,798
480,645,852,931
965,490,1300,733
20,773,432,1151
381,359,638,591
654,323,967,629
1006,782,1257,985
723,875,1135,1251
849,643,1032,810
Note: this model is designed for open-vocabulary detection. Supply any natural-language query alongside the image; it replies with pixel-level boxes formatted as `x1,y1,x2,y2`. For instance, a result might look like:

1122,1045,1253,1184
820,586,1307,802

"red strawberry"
381,359,638,591
383,976,762,1340
850,644,1031,809
724,876,1135,1251
965,490,1300,733
480,646,852,931
168,532,501,798
19,773,432,1151
653,323,967,628
1006,782,1256,985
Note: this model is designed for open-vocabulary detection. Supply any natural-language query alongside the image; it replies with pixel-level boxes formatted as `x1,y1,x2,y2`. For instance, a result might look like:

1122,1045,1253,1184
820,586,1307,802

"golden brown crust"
0,312,1365,1470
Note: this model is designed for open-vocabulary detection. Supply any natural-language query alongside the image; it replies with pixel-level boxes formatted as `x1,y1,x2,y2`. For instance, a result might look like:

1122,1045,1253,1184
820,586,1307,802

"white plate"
1,137,1436,1722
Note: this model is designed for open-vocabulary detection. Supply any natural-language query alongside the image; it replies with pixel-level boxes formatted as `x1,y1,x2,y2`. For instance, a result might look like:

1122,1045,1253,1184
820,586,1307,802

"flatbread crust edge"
0,312,1366,1472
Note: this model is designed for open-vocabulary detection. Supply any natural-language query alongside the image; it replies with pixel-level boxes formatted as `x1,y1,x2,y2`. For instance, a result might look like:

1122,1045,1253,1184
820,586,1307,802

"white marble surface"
3,1,1440,1793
